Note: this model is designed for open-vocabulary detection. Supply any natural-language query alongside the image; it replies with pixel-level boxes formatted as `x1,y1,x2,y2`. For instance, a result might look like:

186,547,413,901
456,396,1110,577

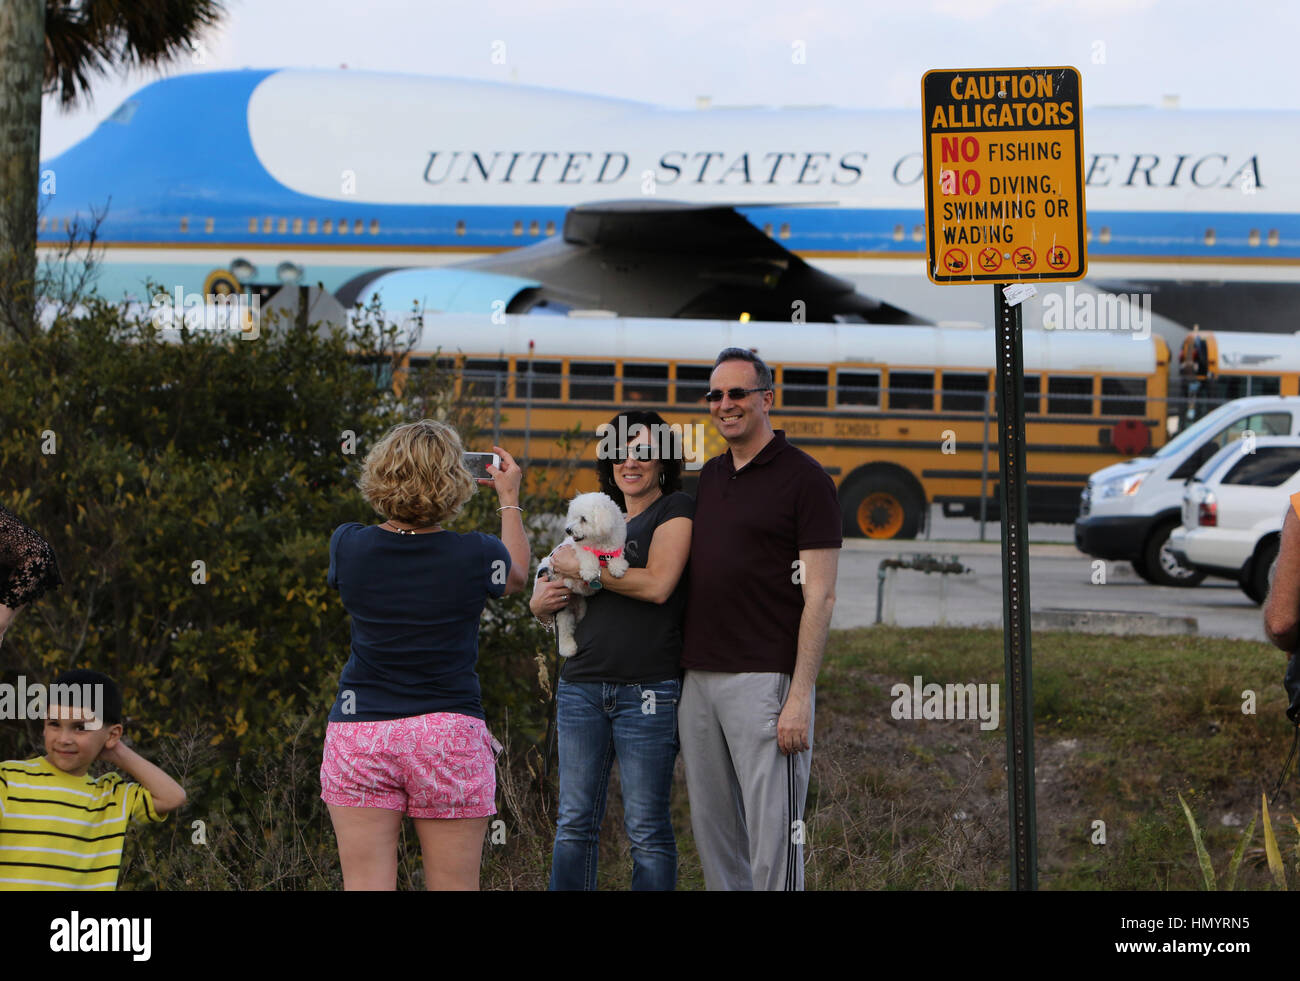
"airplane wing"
453,200,929,324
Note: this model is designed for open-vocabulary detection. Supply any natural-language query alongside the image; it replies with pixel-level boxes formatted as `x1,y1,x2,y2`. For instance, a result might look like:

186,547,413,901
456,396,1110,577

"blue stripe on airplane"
37,70,1300,261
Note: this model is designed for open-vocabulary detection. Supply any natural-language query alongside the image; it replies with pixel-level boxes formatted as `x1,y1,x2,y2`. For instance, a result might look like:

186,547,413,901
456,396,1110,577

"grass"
117,625,1299,890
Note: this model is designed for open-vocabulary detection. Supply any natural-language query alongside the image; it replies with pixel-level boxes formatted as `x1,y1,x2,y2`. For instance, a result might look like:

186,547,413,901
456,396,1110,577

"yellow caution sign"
923,67,1087,284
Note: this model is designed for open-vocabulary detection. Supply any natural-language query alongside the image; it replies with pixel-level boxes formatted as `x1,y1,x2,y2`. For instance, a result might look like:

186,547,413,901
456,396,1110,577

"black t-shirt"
681,431,841,674
559,491,695,685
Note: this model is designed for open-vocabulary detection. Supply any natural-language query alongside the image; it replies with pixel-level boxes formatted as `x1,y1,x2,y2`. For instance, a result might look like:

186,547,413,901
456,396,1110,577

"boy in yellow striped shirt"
0,669,186,890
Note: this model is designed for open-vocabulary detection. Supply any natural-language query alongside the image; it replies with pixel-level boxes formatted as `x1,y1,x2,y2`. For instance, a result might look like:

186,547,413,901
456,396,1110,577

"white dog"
537,492,629,657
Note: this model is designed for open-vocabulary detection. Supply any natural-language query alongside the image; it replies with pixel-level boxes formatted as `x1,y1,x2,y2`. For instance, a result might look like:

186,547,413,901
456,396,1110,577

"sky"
39,0,1297,159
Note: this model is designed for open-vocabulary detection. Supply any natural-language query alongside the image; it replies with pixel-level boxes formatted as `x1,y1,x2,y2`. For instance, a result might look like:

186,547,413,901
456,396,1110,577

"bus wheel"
1142,519,1205,587
842,475,922,539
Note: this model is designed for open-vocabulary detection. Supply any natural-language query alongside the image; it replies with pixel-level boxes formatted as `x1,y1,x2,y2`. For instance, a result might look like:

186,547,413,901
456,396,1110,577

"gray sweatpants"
679,670,814,891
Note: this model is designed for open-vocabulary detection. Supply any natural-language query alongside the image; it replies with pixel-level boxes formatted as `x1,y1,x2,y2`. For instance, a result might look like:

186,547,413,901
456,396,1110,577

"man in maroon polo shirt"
679,347,841,890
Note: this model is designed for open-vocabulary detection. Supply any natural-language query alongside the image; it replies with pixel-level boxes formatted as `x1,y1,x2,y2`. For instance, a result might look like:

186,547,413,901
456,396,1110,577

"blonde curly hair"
358,419,477,526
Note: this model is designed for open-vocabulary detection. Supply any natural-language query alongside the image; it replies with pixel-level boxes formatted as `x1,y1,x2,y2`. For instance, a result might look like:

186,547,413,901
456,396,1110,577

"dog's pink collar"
582,545,623,566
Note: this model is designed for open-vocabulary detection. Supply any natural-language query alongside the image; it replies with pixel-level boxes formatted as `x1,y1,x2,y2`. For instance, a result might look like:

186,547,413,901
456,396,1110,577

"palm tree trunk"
0,0,44,341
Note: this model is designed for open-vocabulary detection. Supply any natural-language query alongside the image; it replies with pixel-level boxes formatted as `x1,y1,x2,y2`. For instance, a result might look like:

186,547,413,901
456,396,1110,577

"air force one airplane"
37,68,1300,332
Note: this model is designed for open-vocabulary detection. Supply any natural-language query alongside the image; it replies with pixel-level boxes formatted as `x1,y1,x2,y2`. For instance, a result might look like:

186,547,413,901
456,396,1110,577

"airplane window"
248,218,258,234
1269,229,1280,247
278,218,287,234
205,218,214,234
323,219,333,233
370,220,379,235
545,221,555,236
179,218,189,233
293,218,303,234
262,217,272,234
1249,229,1261,247
353,219,363,234
1204,228,1216,246
455,220,466,236
513,221,523,236
339,219,349,235
309,220,319,234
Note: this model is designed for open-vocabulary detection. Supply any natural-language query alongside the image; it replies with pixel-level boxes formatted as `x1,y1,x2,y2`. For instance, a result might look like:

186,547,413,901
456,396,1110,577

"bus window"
1023,375,1041,414
941,372,989,413
463,358,509,399
1204,375,1282,402
783,368,828,408
623,363,669,403
1047,376,1092,415
888,371,935,411
570,362,616,401
520,360,562,399
675,364,712,403
1100,377,1146,417
837,370,880,407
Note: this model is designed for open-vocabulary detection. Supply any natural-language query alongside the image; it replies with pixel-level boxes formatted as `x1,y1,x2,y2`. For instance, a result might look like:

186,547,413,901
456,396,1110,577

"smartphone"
463,451,501,480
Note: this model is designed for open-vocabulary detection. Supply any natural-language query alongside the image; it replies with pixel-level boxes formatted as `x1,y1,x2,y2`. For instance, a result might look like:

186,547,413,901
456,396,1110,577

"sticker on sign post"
922,67,1087,285
1002,284,1037,306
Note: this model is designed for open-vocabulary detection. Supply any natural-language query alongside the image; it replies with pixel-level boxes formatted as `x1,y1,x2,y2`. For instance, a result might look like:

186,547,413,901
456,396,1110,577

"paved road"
832,506,1270,643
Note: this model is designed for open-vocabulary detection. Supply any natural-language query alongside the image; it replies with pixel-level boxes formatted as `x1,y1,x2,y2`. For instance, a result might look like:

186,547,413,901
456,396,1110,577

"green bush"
0,300,572,888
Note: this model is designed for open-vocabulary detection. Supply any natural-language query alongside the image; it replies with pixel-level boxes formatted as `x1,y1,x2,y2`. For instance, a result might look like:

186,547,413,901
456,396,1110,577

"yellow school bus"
393,313,1169,538
1178,330,1300,405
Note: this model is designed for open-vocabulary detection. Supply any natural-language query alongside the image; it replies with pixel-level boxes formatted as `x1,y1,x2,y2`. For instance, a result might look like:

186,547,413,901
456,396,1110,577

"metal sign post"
922,66,1087,890
994,283,1037,890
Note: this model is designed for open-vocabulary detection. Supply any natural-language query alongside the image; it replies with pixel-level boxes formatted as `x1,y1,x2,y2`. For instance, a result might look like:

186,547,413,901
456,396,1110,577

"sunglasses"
703,387,768,403
614,443,659,462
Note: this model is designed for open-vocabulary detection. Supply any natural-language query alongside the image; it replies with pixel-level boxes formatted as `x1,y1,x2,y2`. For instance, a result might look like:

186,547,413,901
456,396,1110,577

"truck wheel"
1242,539,1279,606
1141,519,1206,587
841,474,923,539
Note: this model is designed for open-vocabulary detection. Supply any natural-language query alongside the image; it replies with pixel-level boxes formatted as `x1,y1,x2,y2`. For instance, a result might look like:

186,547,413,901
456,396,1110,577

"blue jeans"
549,677,680,890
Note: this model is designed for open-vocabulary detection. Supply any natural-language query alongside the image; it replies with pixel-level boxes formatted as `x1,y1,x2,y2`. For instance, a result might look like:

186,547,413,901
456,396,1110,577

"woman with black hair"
530,409,694,890
0,503,62,648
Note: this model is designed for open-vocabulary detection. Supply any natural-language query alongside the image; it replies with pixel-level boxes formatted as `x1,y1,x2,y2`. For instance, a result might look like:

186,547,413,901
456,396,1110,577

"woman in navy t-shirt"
320,420,529,890
530,409,693,890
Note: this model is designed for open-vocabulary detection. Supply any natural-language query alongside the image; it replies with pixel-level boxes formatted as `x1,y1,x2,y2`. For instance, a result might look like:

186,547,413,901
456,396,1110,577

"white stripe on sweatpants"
679,669,814,891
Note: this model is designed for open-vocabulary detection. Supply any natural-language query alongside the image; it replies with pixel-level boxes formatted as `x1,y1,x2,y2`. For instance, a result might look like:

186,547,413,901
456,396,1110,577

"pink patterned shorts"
320,712,500,819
